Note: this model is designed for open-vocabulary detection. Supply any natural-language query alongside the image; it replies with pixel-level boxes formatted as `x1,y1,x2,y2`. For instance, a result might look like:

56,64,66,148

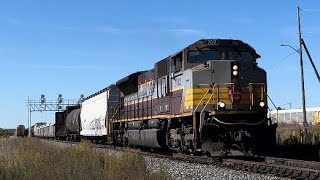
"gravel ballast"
143,156,288,180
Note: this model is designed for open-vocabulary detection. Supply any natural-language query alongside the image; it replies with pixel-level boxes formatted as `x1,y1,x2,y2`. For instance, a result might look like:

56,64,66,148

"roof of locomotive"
170,38,261,59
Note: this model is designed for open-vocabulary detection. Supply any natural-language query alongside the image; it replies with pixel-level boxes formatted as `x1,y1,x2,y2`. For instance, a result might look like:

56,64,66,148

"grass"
277,122,320,145
0,138,168,180
0,131,10,139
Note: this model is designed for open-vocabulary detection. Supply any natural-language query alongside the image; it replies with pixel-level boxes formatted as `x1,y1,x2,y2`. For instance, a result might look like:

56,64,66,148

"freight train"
32,39,277,156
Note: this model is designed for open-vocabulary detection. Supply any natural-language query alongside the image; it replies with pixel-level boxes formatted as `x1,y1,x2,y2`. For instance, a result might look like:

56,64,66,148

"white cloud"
27,64,122,71
232,17,255,25
97,26,126,33
51,25,79,31
151,17,187,25
96,25,204,37
167,28,203,36
0,63,125,71
303,26,320,36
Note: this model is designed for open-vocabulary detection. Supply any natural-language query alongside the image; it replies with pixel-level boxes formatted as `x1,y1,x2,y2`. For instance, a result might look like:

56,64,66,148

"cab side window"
171,53,183,72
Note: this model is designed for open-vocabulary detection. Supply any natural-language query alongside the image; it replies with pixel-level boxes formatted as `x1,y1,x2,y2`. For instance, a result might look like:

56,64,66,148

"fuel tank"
127,129,166,148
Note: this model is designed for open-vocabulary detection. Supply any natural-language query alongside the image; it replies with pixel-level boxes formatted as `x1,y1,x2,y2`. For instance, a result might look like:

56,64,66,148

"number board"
206,39,219,45
205,39,241,47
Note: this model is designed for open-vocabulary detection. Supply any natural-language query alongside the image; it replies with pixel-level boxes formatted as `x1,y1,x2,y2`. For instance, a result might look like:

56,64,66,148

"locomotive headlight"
232,71,238,76
259,101,265,107
232,65,238,71
218,101,226,108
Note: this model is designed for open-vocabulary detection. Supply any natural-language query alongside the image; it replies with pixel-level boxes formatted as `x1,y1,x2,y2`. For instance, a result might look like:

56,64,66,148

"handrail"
248,83,266,109
110,106,119,121
267,94,279,124
193,89,211,113
200,93,214,115
200,93,214,128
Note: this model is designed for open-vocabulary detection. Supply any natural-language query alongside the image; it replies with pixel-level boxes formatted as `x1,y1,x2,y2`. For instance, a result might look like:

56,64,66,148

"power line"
265,51,296,70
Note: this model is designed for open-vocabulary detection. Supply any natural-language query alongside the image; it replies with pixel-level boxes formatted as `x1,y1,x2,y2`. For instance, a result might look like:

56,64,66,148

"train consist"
32,39,277,155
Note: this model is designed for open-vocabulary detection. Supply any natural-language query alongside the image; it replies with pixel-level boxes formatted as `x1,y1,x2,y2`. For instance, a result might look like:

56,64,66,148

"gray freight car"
33,122,46,137
41,123,55,138
16,125,25,137
65,109,81,141
55,106,81,141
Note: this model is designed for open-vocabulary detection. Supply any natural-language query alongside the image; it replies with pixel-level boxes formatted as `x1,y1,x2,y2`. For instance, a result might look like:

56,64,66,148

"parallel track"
46,139,320,179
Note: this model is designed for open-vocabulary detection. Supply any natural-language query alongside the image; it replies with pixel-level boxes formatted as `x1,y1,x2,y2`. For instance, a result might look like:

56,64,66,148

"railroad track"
47,139,320,179
223,157,320,179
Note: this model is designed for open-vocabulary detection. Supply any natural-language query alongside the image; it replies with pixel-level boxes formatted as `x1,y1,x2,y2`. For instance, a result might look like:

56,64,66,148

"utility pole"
297,6,308,137
288,102,292,122
28,96,31,137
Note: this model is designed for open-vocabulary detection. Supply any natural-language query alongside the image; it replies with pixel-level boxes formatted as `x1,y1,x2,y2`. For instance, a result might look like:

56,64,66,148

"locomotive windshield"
187,50,222,63
187,50,254,63
227,51,254,62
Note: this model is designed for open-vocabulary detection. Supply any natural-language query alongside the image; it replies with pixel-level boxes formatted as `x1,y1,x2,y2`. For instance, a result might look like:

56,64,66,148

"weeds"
277,122,320,145
0,138,168,180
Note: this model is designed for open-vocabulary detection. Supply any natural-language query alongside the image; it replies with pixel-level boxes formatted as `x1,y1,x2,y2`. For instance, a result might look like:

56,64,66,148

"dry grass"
0,138,168,180
0,131,10,138
277,122,320,145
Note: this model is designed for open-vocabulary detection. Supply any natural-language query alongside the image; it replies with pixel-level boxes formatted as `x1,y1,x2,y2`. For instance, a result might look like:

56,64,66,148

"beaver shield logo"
228,86,242,105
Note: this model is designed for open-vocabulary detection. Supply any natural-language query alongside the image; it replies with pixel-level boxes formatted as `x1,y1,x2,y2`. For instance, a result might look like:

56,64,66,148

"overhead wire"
267,7,320,71
267,7,320,109
265,51,297,70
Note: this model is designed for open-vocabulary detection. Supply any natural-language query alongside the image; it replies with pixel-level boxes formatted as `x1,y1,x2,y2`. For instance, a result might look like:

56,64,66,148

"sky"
1,0,320,128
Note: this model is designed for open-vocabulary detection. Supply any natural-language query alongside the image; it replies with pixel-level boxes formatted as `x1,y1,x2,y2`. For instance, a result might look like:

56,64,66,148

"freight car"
80,85,120,143
33,122,46,137
55,106,81,141
32,39,277,156
16,125,25,137
42,123,55,138
269,107,320,124
33,122,55,138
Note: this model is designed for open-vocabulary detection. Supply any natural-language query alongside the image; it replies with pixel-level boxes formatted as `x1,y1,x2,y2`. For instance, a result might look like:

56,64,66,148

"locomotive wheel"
203,151,211,157
190,149,200,156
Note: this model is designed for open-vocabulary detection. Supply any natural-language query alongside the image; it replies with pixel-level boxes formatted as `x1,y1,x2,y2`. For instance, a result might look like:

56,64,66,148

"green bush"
0,138,168,180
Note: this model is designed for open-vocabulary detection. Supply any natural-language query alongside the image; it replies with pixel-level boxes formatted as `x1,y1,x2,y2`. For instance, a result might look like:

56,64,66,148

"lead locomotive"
110,39,277,155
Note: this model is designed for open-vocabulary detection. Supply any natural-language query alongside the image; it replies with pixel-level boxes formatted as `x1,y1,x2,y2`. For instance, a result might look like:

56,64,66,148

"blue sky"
1,0,320,128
